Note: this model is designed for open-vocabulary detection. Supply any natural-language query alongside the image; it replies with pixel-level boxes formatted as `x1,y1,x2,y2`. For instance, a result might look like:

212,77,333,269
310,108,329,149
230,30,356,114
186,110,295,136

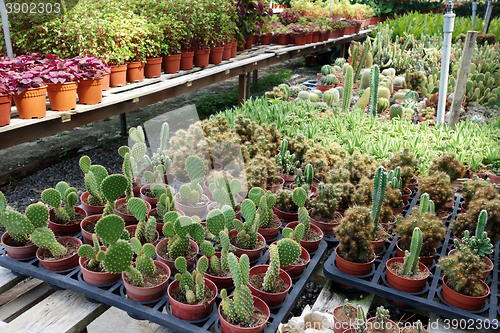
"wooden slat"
0,289,109,333
0,281,54,322
0,278,44,306
0,267,26,296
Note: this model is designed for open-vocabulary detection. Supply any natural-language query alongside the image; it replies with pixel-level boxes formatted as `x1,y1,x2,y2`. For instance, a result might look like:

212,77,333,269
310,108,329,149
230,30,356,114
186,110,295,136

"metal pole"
484,0,491,20
436,2,455,125
472,0,477,27
329,0,333,18
0,0,13,57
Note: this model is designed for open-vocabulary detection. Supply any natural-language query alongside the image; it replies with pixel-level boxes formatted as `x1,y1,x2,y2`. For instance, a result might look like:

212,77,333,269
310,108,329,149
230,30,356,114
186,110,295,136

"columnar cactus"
162,212,205,259
248,187,276,228
78,234,102,268
79,156,108,206
220,253,254,324
354,307,366,333
41,182,78,223
262,244,280,292
292,187,310,234
143,122,172,173
100,174,129,216
128,197,156,244
342,65,353,113
174,256,208,304
371,166,387,234
402,227,423,276
454,210,493,260
120,126,148,201
294,164,314,192
275,138,299,176
234,199,259,249
368,65,380,117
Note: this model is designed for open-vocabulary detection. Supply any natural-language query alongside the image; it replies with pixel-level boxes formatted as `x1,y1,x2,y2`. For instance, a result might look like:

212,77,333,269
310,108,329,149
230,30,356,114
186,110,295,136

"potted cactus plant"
309,182,343,236
275,138,299,183
317,75,339,92
42,182,87,235
79,155,109,215
167,256,218,321
418,171,454,214
332,300,358,333
146,183,177,236
385,227,430,293
207,172,242,218
201,227,234,289
219,253,270,333
124,197,159,246
247,188,281,240
274,226,310,277
366,306,400,333
231,198,266,262
175,155,210,217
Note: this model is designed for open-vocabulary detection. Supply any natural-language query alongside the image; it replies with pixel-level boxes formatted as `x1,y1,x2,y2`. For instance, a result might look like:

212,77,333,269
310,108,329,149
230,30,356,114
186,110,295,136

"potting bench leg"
120,113,127,136
252,69,258,83
339,43,346,59
246,72,251,99
238,74,246,106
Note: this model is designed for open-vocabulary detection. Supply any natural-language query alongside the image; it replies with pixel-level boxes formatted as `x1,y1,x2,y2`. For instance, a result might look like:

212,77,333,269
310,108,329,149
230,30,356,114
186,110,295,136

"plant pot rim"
228,229,266,252
248,264,292,296
1,231,38,259
167,277,217,309
218,295,270,332
286,221,324,243
80,191,106,209
335,246,376,266
36,236,82,269
386,257,430,281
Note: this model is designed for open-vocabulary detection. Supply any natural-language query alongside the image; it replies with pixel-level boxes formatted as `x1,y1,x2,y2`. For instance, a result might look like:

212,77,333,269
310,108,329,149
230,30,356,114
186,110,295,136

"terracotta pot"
335,246,375,276
79,256,120,286
140,184,175,209
391,202,405,215
312,32,320,43
460,202,467,214
0,95,11,126
272,206,313,223
109,64,127,87
132,177,142,197
101,72,110,91
330,30,340,39
219,295,269,333
1,232,38,259
333,306,356,333
155,238,199,273
289,35,295,44
163,54,181,74
122,260,171,302
36,236,82,271
80,191,105,215
222,44,232,61
367,317,400,333
48,206,87,236
316,84,334,93
147,208,185,237
229,229,266,262
441,275,489,311
257,214,282,240
277,34,290,45
354,25,361,34
125,225,159,247
80,214,102,245
114,197,151,225
248,265,291,306
286,222,323,253
174,193,209,218
180,51,194,71
205,252,234,289
266,176,285,193
294,34,307,46
304,32,312,44
168,278,217,320
344,26,355,35
231,41,238,58
260,33,271,45
194,49,210,67
488,173,500,184
77,78,103,105
385,257,429,293
47,82,77,111
406,179,418,192
310,211,342,236
401,187,412,204
396,239,434,266
245,35,256,49
144,57,162,78
280,245,310,278
13,86,47,119
126,62,145,83
209,47,224,65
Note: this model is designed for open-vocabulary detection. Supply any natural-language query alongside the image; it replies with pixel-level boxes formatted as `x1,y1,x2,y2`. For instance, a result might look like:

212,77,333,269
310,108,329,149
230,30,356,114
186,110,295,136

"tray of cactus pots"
323,191,500,332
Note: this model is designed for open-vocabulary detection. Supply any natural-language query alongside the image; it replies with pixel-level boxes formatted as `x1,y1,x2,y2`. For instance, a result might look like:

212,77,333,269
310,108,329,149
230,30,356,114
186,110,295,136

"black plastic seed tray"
0,232,326,333
323,191,500,332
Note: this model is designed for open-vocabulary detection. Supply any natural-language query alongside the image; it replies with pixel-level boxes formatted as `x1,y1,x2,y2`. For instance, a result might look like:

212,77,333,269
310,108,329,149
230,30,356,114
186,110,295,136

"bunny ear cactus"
100,174,129,216
78,234,101,268
80,156,108,207
0,208,36,243
128,198,156,244
221,253,253,324
42,183,76,223
163,213,204,259
155,186,175,218
206,209,227,237
174,256,208,304
262,244,280,292
0,191,6,213
276,236,302,267
292,187,310,234
402,227,422,276
235,199,259,249
249,188,275,228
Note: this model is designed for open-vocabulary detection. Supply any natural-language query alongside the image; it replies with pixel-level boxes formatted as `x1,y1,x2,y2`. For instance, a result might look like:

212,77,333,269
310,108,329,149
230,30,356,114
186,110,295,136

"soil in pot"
229,234,265,252
387,260,429,280
156,243,198,262
1,232,37,260
50,210,86,226
249,273,287,294
220,302,268,330
37,238,80,261
169,282,216,305
123,265,169,288
115,201,133,215
333,305,358,333
302,227,322,242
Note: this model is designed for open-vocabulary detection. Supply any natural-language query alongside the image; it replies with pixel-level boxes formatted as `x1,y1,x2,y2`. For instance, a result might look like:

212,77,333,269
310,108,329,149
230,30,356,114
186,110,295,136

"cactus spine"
276,233,302,266
368,65,380,116
342,65,354,112
402,227,422,275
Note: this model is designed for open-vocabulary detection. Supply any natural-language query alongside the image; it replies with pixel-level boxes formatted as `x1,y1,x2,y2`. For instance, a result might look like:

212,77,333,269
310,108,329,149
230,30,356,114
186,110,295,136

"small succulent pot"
114,197,151,225
204,252,234,289
80,214,102,245
406,178,418,192
335,246,375,276
279,245,310,278
309,211,342,236
1,232,38,260
109,64,127,87
248,265,292,307
266,176,285,193
279,172,295,184
229,229,266,262
147,208,185,237
125,225,159,247
385,257,429,293
174,193,209,218
155,238,199,274
126,61,145,83
218,295,270,333
167,278,217,321
286,222,324,253
391,202,405,216
144,57,162,78
122,260,171,302
139,184,175,209
487,173,500,184
48,206,88,236
401,187,412,204
80,191,105,215
272,206,314,223
257,214,282,241
441,275,489,311
332,305,357,333
396,239,434,266
448,249,493,280
79,254,120,286
36,236,82,271
366,317,400,333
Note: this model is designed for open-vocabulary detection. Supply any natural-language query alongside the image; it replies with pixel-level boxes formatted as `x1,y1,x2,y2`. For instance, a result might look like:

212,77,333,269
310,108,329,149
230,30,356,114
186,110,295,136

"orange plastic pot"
231,42,238,58
229,229,266,262
114,197,151,225
306,32,313,44
36,236,82,271
101,72,110,91
110,64,127,87
77,78,103,105
168,278,217,320
441,275,489,311
257,214,281,241
312,32,320,43
286,222,324,253
0,95,11,126
260,33,271,45
47,82,77,111
126,62,145,83
385,257,429,293
163,54,181,74
180,51,194,70
209,47,224,64
48,206,87,236
245,35,256,49
335,246,375,276
222,44,232,60
194,49,210,67
144,57,162,78
79,256,120,286
80,191,105,215
80,214,102,245
294,34,307,46
13,86,47,119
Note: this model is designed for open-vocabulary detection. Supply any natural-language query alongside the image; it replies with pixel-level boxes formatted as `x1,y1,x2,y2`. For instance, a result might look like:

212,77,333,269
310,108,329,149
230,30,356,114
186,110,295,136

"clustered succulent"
386,148,419,189
41,181,78,223
174,256,208,304
275,138,299,176
334,206,374,263
428,153,466,182
418,171,454,212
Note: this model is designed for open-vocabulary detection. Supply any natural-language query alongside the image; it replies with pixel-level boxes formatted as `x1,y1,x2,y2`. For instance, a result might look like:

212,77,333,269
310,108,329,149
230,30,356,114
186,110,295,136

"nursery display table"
0,29,371,150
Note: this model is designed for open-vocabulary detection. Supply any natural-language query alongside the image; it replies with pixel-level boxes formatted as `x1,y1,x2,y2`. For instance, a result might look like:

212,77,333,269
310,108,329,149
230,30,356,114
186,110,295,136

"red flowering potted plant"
75,56,109,105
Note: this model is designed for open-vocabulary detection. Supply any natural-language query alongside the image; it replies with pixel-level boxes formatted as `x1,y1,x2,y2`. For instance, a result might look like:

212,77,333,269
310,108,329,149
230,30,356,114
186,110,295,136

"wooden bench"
0,267,108,333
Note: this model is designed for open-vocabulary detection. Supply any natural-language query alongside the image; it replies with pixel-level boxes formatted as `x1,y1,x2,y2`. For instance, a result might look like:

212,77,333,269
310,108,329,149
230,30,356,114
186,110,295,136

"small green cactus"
454,210,493,260
153,185,176,219
371,166,387,235
402,227,423,276
41,182,78,223
235,199,260,249
174,256,208,304
275,139,299,176
248,187,276,228
319,75,336,87
208,173,241,209
276,234,302,266
79,156,108,207
342,65,353,112
100,174,129,216
292,187,310,235
354,307,366,333
297,91,310,101
162,212,205,259
127,197,156,244
262,244,280,292
368,65,380,117
321,65,334,76
205,229,231,276
342,299,355,316
375,306,390,330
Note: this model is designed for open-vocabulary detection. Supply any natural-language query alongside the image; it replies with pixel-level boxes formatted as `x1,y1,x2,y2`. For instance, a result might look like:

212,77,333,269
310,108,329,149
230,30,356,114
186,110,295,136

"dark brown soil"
123,266,169,288
4,237,32,247
83,196,106,207
402,188,411,196
229,235,265,251
220,307,268,328
116,202,133,215
249,272,287,293
170,283,215,305
83,261,106,273
334,305,358,324
150,211,164,224
303,228,321,242
259,218,281,230
142,188,155,198
51,211,86,225
367,320,399,333
290,254,308,266
437,210,451,221
388,261,429,280
38,239,80,261
311,212,342,224
207,265,231,278
157,244,197,261
83,220,98,233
